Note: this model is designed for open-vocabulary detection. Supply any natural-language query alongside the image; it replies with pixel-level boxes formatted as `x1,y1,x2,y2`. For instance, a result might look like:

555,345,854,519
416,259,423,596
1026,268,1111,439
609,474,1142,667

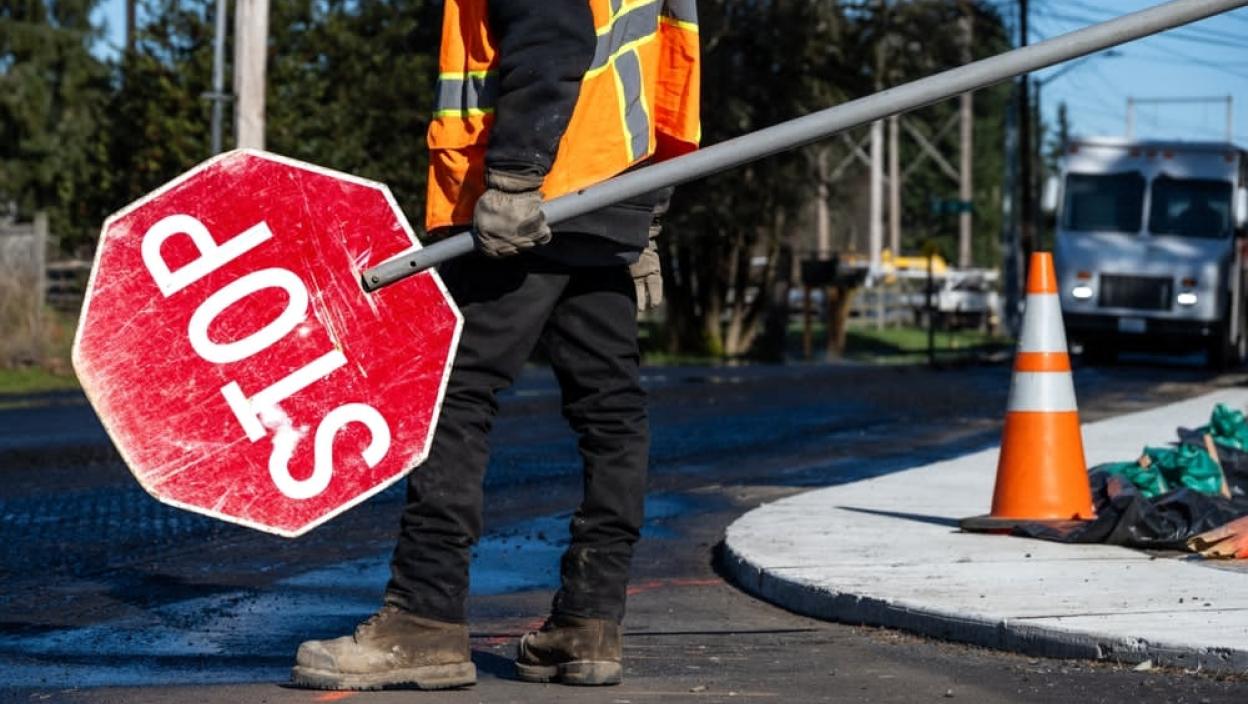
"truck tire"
1206,323,1237,370
1082,342,1116,365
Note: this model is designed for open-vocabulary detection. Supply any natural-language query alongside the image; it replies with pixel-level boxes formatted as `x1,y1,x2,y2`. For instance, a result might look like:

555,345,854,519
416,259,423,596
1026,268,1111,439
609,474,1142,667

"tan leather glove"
631,216,665,312
473,169,552,258
631,191,672,312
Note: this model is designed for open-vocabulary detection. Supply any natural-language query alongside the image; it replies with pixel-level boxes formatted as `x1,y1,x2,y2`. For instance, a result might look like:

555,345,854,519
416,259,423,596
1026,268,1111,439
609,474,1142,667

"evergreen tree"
267,0,440,228
103,0,216,234
0,0,111,252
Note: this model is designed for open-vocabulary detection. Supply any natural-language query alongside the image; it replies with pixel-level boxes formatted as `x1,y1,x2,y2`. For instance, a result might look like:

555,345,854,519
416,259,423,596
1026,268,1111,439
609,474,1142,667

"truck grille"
1098,275,1172,311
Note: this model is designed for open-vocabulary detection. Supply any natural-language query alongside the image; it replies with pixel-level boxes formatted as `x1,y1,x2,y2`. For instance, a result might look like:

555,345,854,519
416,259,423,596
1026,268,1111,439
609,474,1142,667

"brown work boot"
514,614,623,686
291,605,476,690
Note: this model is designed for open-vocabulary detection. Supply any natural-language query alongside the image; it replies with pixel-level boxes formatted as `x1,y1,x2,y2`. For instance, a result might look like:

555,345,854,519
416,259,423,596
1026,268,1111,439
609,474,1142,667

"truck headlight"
1071,284,1094,300
1177,291,1198,306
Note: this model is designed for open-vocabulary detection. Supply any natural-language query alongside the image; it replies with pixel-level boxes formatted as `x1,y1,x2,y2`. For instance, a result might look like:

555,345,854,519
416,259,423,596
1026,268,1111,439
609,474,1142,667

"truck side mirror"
1235,187,1248,229
1042,175,1061,215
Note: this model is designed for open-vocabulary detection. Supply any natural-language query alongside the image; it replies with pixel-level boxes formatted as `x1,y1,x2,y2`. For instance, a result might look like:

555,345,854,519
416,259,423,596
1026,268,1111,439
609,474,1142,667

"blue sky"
1020,1,1248,146
90,1,1248,146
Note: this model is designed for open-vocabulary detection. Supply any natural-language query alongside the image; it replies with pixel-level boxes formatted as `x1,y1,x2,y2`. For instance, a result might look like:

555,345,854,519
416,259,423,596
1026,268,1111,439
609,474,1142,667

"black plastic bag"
1013,464,1248,550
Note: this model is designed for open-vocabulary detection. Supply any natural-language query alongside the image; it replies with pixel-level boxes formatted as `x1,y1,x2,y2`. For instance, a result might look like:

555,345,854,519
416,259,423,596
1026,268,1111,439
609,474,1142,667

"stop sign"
73,150,462,537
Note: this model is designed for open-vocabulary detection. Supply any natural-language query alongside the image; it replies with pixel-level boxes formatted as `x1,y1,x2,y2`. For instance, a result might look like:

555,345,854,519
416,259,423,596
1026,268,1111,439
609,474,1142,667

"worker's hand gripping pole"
360,0,1248,293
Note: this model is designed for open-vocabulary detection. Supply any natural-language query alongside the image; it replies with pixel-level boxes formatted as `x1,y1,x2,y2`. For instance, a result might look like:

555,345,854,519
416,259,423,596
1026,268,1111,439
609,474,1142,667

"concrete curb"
721,389,1248,673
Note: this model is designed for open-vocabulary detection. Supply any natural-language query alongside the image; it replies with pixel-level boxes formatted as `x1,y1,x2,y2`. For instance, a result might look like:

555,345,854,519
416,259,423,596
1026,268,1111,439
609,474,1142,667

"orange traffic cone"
962,252,1096,531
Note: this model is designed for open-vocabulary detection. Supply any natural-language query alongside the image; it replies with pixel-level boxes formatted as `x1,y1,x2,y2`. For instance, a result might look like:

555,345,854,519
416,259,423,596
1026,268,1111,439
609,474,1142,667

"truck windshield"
1148,175,1233,239
1062,171,1145,233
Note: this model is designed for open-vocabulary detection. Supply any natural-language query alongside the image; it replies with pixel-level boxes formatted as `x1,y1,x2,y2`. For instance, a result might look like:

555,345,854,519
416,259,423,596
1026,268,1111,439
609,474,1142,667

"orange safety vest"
425,0,701,232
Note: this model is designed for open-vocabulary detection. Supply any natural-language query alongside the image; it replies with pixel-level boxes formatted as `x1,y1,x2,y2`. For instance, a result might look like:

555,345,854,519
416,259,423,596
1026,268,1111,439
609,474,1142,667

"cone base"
960,514,1092,534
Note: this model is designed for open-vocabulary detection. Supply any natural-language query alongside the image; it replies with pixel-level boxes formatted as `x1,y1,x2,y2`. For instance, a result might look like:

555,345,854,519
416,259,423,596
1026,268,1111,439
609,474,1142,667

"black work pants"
385,253,648,624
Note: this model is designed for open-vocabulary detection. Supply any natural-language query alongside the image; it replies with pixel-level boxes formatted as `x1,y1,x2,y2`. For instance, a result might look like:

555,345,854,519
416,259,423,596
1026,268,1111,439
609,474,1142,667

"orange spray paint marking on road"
313,692,356,702
478,617,547,646
627,578,720,596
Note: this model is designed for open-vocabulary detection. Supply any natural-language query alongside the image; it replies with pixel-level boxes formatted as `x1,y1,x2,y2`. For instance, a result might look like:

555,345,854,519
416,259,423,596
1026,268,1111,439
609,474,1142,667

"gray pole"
1001,83,1020,337
958,4,974,270
887,115,901,260
869,119,885,277
362,0,1248,292
1018,0,1033,277
209,0,228,154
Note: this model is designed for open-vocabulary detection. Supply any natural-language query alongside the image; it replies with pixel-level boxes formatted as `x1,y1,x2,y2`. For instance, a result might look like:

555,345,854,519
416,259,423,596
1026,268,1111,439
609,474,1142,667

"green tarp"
1101,403,1244,499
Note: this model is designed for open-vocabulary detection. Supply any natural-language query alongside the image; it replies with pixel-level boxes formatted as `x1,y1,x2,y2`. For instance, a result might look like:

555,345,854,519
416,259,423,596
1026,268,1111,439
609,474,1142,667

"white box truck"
1049,138,1248,367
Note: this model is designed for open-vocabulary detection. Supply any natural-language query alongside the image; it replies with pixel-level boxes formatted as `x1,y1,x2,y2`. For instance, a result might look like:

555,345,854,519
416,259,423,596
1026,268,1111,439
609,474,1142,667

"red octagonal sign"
73,150,462,537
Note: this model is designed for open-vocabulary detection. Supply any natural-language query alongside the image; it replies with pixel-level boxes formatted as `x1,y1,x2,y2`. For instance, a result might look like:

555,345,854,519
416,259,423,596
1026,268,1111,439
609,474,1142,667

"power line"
1055,0,1247,44
1125,46,1248,81
1033,8,1247,50
1071,69,1126,117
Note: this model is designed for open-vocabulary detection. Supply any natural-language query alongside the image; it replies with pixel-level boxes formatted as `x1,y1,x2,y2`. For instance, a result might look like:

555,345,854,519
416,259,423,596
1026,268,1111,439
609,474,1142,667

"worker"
290,0,699,691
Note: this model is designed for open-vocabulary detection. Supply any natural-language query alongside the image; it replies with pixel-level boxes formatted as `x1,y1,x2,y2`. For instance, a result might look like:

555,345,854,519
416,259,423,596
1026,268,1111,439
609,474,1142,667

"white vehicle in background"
1048,138,1248,367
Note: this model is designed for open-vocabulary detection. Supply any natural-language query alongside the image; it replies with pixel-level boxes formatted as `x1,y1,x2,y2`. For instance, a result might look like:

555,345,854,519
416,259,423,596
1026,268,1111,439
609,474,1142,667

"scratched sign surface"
72,150,462,537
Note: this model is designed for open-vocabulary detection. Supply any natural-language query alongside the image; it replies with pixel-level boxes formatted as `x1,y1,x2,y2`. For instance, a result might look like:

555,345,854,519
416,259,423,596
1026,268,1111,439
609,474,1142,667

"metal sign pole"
362,0,1248,293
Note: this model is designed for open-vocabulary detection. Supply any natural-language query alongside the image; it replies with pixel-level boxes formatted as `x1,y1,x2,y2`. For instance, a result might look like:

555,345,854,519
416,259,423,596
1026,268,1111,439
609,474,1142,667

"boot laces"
356,605,401,637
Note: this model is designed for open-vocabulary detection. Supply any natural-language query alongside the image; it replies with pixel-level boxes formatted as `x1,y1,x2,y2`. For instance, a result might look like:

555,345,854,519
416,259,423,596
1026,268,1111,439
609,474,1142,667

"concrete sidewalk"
722,388,1248,673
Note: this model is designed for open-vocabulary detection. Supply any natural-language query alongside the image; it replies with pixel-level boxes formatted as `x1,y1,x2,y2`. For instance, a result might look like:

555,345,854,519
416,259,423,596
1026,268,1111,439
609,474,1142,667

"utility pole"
870,120,885,277
869,0,886,280
958,4,974,269
125,0,136,54
888,115,901,257
208,0,230,154
1001,84,1021,337
1031,78,1044,250
815,149,832,259
234,0,270,150
1018,0,1033,266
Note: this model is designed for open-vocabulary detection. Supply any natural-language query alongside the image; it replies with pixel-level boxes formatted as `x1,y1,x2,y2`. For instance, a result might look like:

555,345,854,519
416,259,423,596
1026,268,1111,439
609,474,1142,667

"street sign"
929,198,975,216
72,150,462,537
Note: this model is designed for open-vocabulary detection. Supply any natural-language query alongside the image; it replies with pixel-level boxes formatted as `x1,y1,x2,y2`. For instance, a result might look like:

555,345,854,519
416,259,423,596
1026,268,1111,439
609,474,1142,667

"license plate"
1118,317,1147,334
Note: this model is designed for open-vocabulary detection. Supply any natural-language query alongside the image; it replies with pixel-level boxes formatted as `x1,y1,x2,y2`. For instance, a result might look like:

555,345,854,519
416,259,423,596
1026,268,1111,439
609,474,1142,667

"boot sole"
515,660,622,686
290,662,476,690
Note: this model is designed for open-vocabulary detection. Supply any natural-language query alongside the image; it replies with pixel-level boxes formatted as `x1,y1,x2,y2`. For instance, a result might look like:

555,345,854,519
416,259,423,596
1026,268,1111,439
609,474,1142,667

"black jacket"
482,0,667,263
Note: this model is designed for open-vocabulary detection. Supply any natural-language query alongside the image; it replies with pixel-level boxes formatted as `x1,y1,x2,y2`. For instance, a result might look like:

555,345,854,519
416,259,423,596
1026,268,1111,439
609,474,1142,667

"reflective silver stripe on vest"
610,0,624,15
591,0,662,70
661,0,697,24
614,49,650,161
434,72,498,115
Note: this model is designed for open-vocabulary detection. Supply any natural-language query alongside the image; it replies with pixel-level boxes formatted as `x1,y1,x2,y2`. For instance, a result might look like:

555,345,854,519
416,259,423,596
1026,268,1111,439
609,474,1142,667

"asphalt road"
3,356,1248,703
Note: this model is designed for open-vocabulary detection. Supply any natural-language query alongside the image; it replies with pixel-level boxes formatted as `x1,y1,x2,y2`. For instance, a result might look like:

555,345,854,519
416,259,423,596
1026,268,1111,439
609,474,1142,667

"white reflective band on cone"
1006,371,1079,412
1018,294,1069,353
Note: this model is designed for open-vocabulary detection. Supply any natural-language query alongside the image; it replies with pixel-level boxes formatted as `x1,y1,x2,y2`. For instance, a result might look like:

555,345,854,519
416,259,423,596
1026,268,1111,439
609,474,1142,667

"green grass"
0,366,80,396
842,324,1012,362
638,321,1013,366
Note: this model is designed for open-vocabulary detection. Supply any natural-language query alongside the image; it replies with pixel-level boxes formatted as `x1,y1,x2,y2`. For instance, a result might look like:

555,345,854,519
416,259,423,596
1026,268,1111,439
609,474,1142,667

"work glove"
631,191,672,312
473,169,552,258
1188,515,1248,559
632,238,662,312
